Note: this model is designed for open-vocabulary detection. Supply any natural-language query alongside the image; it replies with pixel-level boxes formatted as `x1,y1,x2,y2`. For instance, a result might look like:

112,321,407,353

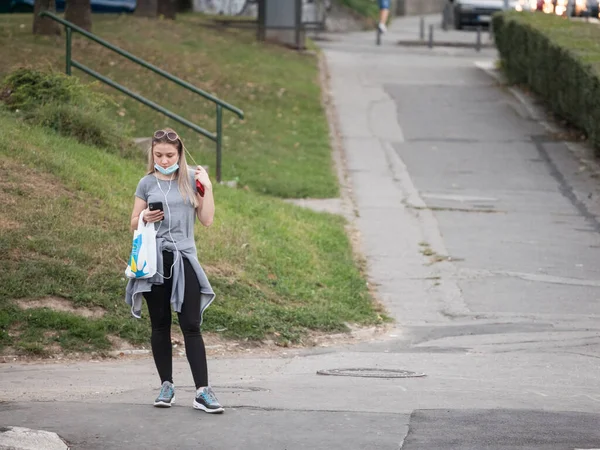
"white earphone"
154,173,180,280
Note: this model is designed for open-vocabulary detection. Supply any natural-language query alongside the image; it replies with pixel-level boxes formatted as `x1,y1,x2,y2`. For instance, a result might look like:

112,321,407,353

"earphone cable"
154,174,180,280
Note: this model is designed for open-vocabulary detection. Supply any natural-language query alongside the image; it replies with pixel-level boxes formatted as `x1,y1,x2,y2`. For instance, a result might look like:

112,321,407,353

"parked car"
1,0,136,14
453,0,523,29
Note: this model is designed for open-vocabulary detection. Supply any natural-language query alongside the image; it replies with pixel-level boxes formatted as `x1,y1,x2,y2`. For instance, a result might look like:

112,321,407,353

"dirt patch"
0,217,20,230
305,322,394,348
7,324,21,338
0,160,74,233
199,322,394,359
203,263,240,278
1,321,396,364
105,335,135,350
16,297,106,319
0,160,70,201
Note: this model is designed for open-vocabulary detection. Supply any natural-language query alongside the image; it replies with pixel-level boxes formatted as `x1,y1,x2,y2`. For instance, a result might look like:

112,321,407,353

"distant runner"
378,0,390,34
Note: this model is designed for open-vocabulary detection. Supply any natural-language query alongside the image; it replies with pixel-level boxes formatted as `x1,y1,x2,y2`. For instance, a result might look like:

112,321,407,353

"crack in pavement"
533,134,600,234
224,405,411,415
456,267,600,287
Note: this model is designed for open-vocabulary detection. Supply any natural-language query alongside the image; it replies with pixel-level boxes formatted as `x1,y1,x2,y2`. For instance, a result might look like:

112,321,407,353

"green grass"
0,13,338,199
0,112,387,354
0,13,389,356
338,0,381,23
0,18,390,354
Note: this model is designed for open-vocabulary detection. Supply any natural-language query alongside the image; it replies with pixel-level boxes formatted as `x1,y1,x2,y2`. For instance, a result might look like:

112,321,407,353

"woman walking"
125,128,223,413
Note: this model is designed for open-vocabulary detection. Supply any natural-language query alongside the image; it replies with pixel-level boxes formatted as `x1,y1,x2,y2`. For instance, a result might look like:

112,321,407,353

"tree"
177,0,192,12
157,0,177,19
135,0,177,19
65,0,92,31
135,0,158,17
33,0,61,35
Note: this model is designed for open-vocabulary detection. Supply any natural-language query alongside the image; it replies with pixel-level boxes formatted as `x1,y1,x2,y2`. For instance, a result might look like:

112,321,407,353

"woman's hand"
195,166,212,191
194,165,215,227
142,208,164,224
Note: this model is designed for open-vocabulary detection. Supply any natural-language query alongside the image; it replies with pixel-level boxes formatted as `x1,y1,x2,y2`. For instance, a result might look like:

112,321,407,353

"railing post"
66,27,72,75
428,24,434,49
216,104,223,183
295,0,302,50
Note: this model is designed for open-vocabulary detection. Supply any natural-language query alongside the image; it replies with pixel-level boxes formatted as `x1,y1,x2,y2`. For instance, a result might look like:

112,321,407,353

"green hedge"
493,11,600,153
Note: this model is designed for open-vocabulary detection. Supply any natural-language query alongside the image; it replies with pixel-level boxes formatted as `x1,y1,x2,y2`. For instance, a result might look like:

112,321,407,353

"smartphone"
196,180,205,197
148,202,164,212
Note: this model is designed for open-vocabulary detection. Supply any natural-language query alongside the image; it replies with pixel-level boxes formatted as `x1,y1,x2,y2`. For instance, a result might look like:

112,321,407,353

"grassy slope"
0,13,338,198
0,112,386,355
0,14,387,355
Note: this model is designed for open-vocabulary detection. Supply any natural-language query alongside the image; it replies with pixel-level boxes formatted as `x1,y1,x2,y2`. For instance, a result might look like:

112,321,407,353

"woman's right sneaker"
193,386,224,413
154,381,175,408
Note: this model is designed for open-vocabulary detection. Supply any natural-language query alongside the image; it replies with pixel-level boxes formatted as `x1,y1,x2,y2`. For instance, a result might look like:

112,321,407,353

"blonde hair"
146,128,199,208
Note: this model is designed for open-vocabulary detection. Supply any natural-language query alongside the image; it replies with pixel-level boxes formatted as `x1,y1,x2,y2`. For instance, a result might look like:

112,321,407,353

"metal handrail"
39,11,244,182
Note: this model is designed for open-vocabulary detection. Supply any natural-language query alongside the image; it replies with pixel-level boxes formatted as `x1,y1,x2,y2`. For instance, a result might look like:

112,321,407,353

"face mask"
154,162,179,175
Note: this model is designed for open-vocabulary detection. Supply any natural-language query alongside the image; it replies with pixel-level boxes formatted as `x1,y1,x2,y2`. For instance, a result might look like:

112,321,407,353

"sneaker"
154,381,175,408
378,22,387,33
193,386,224,414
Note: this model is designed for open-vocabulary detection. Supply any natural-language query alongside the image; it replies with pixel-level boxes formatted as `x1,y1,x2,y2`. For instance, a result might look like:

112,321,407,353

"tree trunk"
65,0,92,31
33,0,61,35
177,0,192,12
158,0,177,19
135,0,158,17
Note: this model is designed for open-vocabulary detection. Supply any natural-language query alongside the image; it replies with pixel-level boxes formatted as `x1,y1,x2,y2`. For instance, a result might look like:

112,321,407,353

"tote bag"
125,210,157,279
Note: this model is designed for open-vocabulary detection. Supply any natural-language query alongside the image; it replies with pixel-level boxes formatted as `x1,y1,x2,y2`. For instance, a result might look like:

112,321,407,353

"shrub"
32,102,129,152
2,67,109,111
338,0,380,25
493,11,600,155
0,68,137,157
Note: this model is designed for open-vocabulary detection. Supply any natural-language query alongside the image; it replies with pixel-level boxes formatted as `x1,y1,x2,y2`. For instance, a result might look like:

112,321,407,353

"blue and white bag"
125,210,157,279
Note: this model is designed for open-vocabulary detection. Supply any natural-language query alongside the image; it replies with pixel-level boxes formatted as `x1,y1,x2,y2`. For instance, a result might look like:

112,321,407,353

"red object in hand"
196,180,205,197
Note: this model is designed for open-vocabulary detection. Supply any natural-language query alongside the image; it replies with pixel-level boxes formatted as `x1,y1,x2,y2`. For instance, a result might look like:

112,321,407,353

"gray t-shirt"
135,169,196,244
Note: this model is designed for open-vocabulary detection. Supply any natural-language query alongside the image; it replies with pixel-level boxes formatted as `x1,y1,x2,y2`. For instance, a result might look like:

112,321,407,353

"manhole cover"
316,368,426,378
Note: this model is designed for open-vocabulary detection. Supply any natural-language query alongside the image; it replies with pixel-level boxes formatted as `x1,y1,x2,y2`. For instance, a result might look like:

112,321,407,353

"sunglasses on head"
153,130,179,142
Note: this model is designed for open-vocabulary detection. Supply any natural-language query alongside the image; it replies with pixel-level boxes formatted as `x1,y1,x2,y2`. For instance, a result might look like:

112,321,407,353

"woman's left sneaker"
154,381,175,408
193,386,224,414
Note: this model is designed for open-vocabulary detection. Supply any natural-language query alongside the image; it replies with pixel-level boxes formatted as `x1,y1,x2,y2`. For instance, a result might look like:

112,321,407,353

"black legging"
143,250,208,389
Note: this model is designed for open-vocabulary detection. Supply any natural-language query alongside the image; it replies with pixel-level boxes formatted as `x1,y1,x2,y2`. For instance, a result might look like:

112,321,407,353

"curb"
315,48,392,315
0,426,69,450
316,50,359,222
474,60,559,132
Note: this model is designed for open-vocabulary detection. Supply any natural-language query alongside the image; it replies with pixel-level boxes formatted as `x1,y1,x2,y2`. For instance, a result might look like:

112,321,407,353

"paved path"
1,16,600,450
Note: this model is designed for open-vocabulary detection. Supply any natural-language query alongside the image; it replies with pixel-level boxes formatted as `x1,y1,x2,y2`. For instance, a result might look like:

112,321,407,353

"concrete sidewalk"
2,16,600,450
316,13,495,51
